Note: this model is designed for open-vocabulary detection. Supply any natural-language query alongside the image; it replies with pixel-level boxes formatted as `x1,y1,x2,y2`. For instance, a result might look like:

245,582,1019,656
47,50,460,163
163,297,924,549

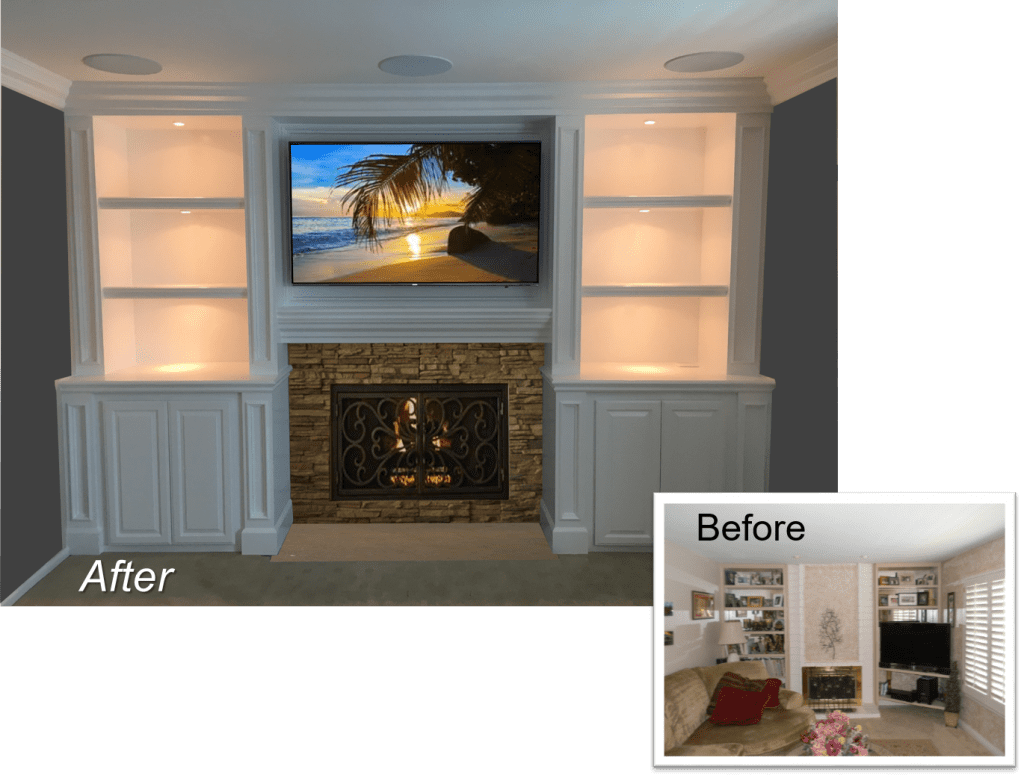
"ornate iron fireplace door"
330,384,508,500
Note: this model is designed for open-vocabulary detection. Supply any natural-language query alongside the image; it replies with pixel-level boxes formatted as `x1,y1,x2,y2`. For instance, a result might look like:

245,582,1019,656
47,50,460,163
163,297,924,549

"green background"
6,3,1015,773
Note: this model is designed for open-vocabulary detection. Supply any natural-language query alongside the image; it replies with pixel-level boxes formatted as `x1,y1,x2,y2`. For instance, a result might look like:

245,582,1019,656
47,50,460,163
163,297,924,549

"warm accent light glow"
173,122,185,127
180,210,191,214
157,363,203,373
644,120,656,125
622,365,669,375
405,233,422,256
639,209,650,213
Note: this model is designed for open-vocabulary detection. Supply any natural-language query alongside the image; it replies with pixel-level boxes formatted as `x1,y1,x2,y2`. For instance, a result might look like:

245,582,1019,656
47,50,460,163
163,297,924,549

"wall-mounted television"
878,622,951,675
289,141,541,285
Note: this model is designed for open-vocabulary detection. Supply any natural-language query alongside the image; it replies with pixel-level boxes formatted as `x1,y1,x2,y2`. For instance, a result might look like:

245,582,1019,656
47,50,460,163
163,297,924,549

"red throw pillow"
709,685,772,725
707,672,784,714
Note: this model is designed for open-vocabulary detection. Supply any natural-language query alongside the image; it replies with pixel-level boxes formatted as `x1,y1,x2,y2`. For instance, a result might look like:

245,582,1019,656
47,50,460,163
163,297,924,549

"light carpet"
271,522,558,562
871,739,942,756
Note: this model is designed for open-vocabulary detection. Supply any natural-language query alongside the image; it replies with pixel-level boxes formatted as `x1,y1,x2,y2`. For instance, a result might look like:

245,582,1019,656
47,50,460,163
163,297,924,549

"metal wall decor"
331,383,509,500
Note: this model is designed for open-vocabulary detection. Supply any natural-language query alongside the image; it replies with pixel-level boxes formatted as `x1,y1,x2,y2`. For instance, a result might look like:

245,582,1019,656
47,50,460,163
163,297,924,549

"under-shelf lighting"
156,363,202,373
639,209,650,213
173,121,185,127
622,365,669,375
180,210,191,214
644,120,656,125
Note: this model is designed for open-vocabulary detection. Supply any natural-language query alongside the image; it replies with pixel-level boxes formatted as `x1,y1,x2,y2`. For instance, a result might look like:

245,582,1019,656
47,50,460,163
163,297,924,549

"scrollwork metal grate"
330,384,508,500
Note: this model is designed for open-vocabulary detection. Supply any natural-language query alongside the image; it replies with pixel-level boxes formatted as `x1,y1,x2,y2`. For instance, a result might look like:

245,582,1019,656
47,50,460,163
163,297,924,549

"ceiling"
1,1,836,94
664,501,1008,565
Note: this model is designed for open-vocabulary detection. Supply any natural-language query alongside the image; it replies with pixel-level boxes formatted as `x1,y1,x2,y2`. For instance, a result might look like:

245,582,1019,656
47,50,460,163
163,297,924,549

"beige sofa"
664,659,817,756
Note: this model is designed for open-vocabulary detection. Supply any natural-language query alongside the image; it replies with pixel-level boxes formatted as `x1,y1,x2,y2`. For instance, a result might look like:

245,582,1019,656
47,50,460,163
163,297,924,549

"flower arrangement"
801,710,869,756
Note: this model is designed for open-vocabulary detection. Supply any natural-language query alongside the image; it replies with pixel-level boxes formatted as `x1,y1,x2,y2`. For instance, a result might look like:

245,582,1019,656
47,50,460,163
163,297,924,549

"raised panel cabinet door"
168,397,239,543
594,400,661,546
102,401,171,544
661,398,735,492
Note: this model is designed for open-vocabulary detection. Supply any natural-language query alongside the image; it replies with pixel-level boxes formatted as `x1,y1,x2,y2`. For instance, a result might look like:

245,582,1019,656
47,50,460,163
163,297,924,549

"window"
964,572,1005,713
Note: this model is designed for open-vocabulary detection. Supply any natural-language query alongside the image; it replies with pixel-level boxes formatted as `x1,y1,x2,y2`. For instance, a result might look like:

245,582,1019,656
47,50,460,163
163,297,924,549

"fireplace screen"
330,384,508,500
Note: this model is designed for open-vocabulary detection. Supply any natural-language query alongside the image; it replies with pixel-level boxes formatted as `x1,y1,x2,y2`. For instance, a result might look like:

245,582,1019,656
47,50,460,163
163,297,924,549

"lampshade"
719,620,745,645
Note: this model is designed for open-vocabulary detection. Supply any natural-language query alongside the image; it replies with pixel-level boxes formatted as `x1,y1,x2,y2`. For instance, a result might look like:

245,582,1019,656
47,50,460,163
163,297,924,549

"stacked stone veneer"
288,343,544,523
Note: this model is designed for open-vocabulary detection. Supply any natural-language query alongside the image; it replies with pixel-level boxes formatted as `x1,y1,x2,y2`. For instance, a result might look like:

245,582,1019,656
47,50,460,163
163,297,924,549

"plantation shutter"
964,574,1005,707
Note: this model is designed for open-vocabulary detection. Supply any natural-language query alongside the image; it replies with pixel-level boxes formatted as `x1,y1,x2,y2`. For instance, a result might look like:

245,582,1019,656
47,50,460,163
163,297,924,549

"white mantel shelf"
543,369,776,389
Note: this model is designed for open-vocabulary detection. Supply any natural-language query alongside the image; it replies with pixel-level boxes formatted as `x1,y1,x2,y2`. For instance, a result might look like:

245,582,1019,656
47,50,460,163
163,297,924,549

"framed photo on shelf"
917,591,929,606
725,592,739,608
770,571,783,586
734,572,751,586
898,593,918,606
878,576,889,586
773,594,784,607
747,596,764,608
773,618,785,631
739,596,748,607
947,591,955,626
900,574,913,585
888,594,899,606
916,572,936,586
692,591,714,619
879,594,889,607
725,570,736,586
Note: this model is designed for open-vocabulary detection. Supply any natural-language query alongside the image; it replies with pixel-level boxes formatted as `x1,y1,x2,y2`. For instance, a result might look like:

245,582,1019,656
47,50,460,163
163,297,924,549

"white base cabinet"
102,397,239,546
541,375,773,553
57,372,293,555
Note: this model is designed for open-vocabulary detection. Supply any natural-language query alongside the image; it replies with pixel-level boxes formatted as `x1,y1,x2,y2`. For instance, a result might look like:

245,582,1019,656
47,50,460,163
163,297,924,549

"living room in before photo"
656,495,1012,765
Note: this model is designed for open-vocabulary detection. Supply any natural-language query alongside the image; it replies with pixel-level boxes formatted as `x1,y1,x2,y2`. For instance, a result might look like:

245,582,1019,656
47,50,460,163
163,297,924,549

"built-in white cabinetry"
542,381,772,552
90,116,250,377
58,112,292,556
542,108,773,554
102,396,240,546
593,396,736,545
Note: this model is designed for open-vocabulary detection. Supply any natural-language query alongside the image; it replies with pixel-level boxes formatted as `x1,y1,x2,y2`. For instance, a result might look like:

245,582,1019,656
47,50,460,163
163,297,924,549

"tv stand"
878,666,949,711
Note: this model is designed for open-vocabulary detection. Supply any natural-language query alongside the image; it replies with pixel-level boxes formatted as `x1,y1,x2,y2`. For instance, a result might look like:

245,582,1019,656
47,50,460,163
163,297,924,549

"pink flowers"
801,710,869,756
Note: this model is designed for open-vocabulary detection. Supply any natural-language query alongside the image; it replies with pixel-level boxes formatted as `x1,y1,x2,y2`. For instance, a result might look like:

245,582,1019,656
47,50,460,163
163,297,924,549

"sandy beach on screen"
293,222,538,283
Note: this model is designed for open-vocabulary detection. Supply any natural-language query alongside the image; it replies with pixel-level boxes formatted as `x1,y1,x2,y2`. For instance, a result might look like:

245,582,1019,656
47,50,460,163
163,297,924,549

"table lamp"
719,620,744,662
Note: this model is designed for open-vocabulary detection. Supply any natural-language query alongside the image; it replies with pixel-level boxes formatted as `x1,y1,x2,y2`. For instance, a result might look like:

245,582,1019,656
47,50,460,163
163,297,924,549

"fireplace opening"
331,383,509,500
802,666,862,711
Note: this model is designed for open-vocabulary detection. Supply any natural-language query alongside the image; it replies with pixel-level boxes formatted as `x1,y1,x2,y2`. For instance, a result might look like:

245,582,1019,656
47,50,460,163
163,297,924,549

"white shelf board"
98,197,245,210
583,195,732,209
103,286,248,299
581,284,728,298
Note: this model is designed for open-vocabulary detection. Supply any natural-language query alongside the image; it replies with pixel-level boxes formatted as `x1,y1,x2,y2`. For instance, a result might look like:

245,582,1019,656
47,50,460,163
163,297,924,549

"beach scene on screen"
290,143,540,284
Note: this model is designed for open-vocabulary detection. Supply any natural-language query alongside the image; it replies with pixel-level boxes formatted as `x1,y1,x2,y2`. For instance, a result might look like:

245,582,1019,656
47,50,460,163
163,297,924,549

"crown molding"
63,77,773,116
764,42,837,105
1,48,71,110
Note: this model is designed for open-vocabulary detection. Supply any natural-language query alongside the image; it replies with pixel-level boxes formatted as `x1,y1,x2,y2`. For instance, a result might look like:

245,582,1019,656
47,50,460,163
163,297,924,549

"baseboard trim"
1,547,71,606
958,719,1003,756
241,500,293,555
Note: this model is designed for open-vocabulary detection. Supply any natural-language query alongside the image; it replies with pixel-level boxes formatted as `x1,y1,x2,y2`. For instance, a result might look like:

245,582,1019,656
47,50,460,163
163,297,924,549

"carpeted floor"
855,705,995,757
12,525,652,605
871,739,941,756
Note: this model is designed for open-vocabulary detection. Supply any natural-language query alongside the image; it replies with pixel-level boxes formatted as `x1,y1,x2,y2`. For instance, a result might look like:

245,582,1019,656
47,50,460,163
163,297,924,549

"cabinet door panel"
103,401,170,544
594,401,661,546
661,399,734,492
169,398,238,543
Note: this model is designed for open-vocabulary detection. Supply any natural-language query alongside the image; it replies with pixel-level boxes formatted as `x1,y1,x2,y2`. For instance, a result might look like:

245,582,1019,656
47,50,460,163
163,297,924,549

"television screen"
289,141,541,285
878,622,951,674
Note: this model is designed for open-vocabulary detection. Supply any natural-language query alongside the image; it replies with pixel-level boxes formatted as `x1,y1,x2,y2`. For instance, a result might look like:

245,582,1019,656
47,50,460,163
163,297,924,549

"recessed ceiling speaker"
664,52,744,73
378,55,453,77
83,54,163,75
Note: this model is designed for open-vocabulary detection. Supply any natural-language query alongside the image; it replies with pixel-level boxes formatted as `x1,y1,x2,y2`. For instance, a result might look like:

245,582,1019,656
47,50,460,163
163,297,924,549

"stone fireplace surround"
288,343,544,523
